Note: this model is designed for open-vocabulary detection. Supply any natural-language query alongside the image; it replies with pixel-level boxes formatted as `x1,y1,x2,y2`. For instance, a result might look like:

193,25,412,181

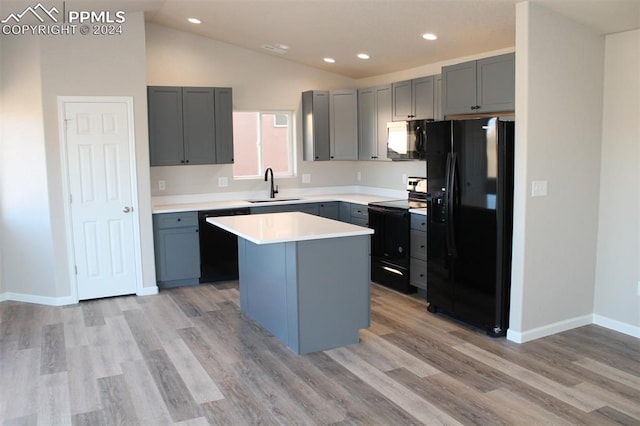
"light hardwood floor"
1,282,638,425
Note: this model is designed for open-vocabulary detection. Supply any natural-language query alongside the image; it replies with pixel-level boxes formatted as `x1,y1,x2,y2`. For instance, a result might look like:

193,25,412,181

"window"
232,111,294,178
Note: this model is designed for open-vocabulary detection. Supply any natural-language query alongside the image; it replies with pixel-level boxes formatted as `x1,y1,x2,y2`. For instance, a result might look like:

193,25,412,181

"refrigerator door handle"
448,152,458,257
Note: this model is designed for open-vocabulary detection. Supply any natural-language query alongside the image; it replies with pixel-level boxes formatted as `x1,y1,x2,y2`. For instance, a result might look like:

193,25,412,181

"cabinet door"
214,87,235,164
318,202,340,220
476,53,515,113
375,85,392,161
434,74,443,121
182,87,215,165
148,86,184,166
357,87,376,160
391,79,413,120
302,91,330,161
330,89,358,160
156,227,200,282
412,76,435,120
442,60,477,116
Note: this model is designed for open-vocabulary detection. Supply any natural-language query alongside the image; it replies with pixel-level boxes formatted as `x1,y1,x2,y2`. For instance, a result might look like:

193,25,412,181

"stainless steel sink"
246,198,301,204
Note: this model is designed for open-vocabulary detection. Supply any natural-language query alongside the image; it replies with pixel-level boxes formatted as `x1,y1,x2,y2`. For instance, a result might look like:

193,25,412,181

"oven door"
368,205,414,293
368,205,410,265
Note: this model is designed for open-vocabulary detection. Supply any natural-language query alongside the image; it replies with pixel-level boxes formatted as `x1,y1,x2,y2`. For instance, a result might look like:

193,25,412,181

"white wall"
146,23,426,198
509,2,605,341
0,34,58,300
594,29,640,336
0,12,156,302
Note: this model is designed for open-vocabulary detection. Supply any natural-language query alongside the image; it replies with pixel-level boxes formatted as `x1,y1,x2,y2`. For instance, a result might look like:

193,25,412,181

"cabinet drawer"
410,258,427,290
351,204,368,219
411,214,427,231
410,229,426,260
155,211,198,229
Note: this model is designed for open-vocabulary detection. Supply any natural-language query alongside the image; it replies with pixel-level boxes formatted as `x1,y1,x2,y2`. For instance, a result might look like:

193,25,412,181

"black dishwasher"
198,208,250,283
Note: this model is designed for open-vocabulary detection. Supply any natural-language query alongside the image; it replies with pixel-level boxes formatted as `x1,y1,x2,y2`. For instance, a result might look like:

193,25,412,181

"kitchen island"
207,212,373,354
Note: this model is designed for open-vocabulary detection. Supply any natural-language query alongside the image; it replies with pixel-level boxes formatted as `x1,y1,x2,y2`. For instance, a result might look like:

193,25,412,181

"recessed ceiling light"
357,53,370,60
324,57,336,64
422,33,438,41
188,18,201,24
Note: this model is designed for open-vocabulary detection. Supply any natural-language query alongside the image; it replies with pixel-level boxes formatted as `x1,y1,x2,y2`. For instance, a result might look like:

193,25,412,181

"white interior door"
62,99,139,300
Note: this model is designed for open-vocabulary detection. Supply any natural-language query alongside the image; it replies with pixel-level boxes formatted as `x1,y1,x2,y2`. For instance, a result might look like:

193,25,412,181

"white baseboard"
0,292,76,306
593,314,640,338
0,286,159,306
507,314,593,343
137,286,159,296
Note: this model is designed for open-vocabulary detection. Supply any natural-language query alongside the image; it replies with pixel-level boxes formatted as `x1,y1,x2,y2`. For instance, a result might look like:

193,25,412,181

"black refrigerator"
425,118,514,337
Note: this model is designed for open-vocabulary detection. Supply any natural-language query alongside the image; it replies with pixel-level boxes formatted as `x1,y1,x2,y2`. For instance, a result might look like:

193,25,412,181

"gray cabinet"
330,89,358,160
250,203,320,216
442,53,515,116
148,86,234,166
358,85,392,160
340,202,369,227
318,202,340,220
302,90,330,161
392,76,435,121
302,89,358,161
153,212,200,287
409,214,427,290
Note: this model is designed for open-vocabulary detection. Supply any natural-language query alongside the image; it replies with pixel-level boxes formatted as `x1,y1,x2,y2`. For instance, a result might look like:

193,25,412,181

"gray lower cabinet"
340,202,369,227
251,202,339,220
410,214,427,290
148,86,234,166
153,212,200,288
318,202,340,220
442,53,515,116
392,76,435,121
358,85,392,160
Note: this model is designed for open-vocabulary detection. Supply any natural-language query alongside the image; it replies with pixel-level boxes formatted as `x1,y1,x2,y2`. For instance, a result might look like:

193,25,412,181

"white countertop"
152,187,407,214
207,212,374,245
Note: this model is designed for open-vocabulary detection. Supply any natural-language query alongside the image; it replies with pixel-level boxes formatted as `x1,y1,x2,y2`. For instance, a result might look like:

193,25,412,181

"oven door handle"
367,206,409,217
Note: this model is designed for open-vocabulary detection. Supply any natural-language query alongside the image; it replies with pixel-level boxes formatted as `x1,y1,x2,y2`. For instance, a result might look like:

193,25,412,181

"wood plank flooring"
1,282,639,425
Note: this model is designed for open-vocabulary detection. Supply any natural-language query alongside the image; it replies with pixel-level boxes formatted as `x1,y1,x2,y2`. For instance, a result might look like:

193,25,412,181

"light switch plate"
302,174,311,184
531,180,548,197
218,177,229,187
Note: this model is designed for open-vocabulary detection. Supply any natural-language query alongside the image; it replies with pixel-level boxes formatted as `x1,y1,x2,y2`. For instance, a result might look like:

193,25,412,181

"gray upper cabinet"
148,86,184,166
148,86,234,166
442,53,515,116
303,89,358,161
214,87,234,164
302,90,330,161
392,76,435,121
358,84,391,161
329,89,358,160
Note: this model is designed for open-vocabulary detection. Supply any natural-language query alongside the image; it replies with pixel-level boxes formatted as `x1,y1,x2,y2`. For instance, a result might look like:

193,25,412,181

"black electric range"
368,177,427,293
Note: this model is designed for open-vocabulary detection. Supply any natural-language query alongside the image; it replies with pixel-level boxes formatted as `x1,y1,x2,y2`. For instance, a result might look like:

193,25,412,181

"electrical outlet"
218,177,229,187
158,180,166,191
531,180,548,197
302,174,311,184
356,171,361,181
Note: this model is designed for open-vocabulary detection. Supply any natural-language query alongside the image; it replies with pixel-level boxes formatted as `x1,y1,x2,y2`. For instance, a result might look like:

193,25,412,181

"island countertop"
207,211,374,245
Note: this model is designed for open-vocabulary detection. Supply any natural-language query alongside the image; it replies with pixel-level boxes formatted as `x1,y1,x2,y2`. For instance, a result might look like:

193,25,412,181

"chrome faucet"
264,167,279,199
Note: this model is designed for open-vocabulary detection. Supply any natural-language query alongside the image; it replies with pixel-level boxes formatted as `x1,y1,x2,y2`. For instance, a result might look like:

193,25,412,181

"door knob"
123,206,132,213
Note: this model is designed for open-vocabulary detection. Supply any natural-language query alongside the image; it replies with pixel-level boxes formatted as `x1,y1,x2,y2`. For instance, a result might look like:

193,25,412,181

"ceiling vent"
261,44,288,54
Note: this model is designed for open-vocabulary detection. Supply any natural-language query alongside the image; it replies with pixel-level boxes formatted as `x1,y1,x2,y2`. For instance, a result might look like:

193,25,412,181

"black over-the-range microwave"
386,120,429,161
